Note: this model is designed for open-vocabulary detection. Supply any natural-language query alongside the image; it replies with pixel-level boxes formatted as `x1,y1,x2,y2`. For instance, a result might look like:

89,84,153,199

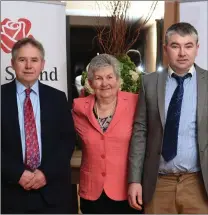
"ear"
196,43,200,56
11,59,15,69
88,79,93,88
41,59,45,70
118,78,122,88
163,44,168,56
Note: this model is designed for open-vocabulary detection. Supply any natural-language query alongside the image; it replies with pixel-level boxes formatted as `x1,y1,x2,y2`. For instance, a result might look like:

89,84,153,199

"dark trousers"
80,191,143,214
2,190,71,214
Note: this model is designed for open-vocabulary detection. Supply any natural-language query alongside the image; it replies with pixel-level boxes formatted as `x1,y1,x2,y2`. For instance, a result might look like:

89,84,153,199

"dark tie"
24,88,40,171
162,73,191,162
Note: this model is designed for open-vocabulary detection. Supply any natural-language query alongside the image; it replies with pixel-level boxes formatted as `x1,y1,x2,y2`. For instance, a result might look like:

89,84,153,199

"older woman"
72,54,141,214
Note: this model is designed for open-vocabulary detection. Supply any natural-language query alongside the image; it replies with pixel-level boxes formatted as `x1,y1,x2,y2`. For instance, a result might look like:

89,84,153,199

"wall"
66,1,164,23
180,1,208,70
145,22,157,72
162,1,179,67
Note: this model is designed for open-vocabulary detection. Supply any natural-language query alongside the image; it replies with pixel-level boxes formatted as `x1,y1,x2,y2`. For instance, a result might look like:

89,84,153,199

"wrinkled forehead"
93,66,115,76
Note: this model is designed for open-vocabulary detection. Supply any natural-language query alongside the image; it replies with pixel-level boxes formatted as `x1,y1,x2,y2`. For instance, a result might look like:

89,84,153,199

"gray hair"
87,54,121,80
165,22,198,45
12,37,45,60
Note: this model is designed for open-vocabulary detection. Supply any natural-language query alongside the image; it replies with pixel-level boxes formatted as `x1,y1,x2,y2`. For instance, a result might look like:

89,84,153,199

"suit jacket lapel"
9,80,21,133
157,70,168,129
38,82,48,147
7,80,23,158
196,65,207,126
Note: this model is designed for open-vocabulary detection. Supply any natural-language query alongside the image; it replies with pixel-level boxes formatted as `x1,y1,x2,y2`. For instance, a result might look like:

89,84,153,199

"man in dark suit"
128,22,208,213
1,37,76,213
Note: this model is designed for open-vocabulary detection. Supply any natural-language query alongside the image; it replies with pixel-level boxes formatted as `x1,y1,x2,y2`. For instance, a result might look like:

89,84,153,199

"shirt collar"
168,65,195,77
16,79,39,96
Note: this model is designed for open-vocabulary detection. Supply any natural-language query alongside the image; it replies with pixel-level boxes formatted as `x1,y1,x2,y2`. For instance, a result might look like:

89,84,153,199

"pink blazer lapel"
84,95,102,134
105,91,128,133
84,91,128,134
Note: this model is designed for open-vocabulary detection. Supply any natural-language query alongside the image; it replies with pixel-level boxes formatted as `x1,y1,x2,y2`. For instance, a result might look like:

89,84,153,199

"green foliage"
81,71,87,86
117,54,136,71
117,54,142,93
81,54,142,94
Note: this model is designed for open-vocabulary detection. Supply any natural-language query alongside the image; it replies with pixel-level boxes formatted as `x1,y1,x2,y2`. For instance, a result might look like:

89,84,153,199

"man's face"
11,43,45,87
164,33,199,74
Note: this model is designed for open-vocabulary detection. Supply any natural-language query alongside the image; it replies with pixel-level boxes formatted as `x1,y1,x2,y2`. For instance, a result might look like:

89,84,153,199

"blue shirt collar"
15,79,39,96
168,65,195,78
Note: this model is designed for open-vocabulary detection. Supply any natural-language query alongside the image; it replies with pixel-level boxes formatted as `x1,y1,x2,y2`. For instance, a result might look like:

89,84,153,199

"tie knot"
172,73,191,85
25,88,31,97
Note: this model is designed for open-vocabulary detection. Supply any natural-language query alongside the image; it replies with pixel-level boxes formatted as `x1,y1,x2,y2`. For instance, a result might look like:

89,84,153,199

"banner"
180,1,208,70
1,1,68,96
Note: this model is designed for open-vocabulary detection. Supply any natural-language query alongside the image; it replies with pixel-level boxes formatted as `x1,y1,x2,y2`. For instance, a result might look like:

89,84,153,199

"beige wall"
66,1,164,22
66,1,96,10
145,22,157,73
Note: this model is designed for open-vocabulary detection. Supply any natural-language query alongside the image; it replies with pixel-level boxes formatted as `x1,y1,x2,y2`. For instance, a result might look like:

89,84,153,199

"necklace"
95,99,117,131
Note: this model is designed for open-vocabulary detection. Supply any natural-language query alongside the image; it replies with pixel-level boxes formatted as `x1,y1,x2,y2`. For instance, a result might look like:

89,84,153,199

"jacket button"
102,172,106,177
101,136,104,140
101,154,105,159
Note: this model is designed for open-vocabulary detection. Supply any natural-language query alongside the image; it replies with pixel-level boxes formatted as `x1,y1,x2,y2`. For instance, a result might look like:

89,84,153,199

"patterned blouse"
93,108,113,132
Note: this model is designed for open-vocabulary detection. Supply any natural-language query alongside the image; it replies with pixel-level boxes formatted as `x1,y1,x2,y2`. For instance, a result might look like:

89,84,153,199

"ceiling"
65,1,164,24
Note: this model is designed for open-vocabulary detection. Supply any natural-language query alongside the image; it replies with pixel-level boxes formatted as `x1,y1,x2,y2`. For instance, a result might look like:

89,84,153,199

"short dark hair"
165,22,198,45
11,37,45,60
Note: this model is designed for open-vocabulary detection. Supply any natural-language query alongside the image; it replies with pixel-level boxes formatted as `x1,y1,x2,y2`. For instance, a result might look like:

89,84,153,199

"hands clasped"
19,169,47,190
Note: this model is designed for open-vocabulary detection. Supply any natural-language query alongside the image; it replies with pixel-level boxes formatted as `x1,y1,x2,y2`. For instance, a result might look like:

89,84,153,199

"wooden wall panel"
163,1,180,67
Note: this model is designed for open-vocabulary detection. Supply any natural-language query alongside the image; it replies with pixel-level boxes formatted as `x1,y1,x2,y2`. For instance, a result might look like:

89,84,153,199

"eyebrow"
184,42,194,46
170,42,194,46
17,56,39,60
95,73,114,76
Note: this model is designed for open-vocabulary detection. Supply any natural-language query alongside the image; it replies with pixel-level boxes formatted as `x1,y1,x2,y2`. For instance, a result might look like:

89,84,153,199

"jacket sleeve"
1,150,25,184
128,75,147,184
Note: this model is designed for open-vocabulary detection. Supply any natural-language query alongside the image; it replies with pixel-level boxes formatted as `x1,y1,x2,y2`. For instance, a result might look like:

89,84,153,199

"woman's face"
90,66,119,100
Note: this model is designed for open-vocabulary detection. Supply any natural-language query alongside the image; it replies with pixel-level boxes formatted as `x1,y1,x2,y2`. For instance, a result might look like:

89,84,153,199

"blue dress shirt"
159,65,200,174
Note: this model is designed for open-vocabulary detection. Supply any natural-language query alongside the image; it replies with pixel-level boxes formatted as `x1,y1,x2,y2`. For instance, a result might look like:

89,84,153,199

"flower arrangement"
79,1,157,96
117,54,142,93
81,54,142,96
